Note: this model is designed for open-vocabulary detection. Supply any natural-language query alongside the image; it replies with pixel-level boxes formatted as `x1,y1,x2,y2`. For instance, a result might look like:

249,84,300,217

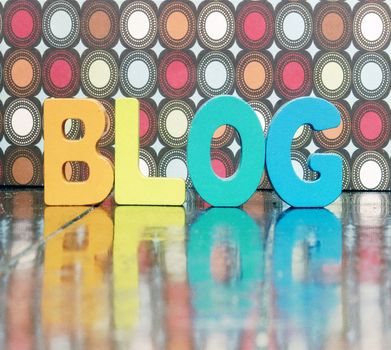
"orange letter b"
44,99,114,206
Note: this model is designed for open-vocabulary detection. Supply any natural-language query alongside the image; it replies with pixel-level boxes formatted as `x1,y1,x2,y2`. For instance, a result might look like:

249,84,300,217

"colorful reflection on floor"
0,189,391,349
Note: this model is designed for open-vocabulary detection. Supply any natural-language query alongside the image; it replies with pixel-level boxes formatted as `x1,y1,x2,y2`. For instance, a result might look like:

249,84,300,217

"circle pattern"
159,100,193,148
314,2,352,50
42,50,80,97
275,52,312,100
4,99,41,146
159,1,196,49
248,101,273,136
120,50,157,98
159,148,191,186
81,0,119,49
352,101,390,150
314,101,351,149
275,2,313,50
352,151,390,191
120,0,157,49
236,1,274,50
314,52,351,100
211,148,236,179
353,3,391,51
5,146,42,186
3,0,42,48
139,99,157,147
81,50,118,98
3,49,41,98
139,148,157,177
353,53,390,100
158,50,196,99
198,1,235,50
42,0,80,48
236,52,273,100
198,51,235,98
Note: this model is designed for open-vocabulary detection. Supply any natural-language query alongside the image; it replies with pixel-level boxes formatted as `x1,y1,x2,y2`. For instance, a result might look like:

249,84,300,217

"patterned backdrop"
0,0,390,190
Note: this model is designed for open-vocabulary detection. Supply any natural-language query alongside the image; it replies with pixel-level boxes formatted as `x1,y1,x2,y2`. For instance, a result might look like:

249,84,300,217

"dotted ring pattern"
236,52,273,100
140,148,158,177
81,50,118,98
236,2,274,50
314,2,352,50
314,52,351,100
81,0,119,49
198,51,235,98
120,1,157,49
353,3,391,51
139,99,157,147
119,51,157,98
198,2,235,50
3,49,41,98
159,1,196,49
275,2,313,50
353,53,390,100
158,51,196,99
42,50,80,97
275,52,312,100
5,147,42,186
158,100,193,148
159,148,191,186
352,101,390,150
248,100,272,135
352,151,390,190
314,102,351,149
3,0,42,48
42,0,80,48
4,99,41,146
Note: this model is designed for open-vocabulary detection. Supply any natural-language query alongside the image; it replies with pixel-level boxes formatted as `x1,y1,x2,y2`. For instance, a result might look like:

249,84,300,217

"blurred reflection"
188,209,264,349
272,209,343,350
114,206,188,349
343,192,391,350
2,191,391,349
42,207,113,350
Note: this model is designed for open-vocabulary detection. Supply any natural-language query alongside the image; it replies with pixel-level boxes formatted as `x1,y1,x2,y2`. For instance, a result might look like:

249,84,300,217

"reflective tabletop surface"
0,189,390,350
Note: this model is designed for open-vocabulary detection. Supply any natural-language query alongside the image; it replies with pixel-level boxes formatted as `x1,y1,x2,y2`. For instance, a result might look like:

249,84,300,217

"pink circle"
360,111,382,140
11,10,34,39
212,159,228,179
244,12,266,41
166,60,189,90
139,110,150,138
282,61,305,90
50,60,72,88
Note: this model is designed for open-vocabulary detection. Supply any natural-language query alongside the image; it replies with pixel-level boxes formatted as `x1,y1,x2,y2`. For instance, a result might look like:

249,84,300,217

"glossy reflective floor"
1,189,391,349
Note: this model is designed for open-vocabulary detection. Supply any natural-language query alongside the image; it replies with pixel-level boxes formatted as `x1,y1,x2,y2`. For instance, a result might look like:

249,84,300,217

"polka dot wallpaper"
0,0,390,191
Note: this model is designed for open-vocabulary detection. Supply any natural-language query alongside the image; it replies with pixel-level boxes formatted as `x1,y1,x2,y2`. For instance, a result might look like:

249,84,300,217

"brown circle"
89,10,111,39
11,59,33,88
322,12,344,41
12,156,33,185
244,61,265,90
214,125,227,139
167,11,189,40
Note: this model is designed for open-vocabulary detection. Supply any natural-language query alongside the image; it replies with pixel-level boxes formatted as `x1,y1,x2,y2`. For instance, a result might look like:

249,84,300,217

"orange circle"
213,125,227,139
12,157,33,185
167,11,189,40
322,12,344,41
11,59,33,88
89,10,111,39
244,61,265,90
322,120,344,140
